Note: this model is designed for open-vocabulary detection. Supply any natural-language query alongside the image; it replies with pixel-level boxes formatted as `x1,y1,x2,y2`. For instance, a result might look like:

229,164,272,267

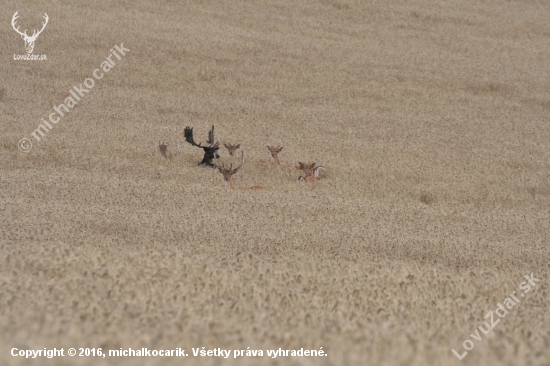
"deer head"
297,162,325,183
297,162,316,176
223,143,241,157
12,11,49,54
214,151,244,188
184,126,220,167
158,140,168,158
267,145,283,165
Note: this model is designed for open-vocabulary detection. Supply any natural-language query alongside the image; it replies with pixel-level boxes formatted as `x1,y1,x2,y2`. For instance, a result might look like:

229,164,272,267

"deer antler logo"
12,11,49,54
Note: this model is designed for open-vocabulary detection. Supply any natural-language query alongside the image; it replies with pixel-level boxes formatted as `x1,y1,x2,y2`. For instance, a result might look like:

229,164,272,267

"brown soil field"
1,0,549,365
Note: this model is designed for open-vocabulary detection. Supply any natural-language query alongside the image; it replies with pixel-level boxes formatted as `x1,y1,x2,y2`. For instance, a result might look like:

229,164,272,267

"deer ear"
21,34,26,40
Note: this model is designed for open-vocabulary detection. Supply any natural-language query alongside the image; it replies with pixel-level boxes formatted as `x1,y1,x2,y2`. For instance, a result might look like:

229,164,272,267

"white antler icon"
12,11,49,54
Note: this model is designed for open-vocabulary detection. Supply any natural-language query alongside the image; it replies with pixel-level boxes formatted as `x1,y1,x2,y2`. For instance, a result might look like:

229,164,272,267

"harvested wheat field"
1,0,549,365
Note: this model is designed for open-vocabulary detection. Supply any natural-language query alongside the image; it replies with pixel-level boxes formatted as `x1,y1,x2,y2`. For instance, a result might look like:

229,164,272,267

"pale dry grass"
1,0,549,365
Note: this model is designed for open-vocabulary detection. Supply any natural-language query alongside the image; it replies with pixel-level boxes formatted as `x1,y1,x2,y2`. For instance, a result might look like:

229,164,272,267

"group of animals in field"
157,125,325,188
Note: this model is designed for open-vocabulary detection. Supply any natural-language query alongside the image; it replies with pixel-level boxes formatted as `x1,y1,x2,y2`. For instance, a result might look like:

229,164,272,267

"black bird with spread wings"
184,125,220,167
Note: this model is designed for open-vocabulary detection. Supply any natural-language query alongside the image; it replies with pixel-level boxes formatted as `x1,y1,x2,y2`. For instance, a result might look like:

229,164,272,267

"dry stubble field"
1,0,549,365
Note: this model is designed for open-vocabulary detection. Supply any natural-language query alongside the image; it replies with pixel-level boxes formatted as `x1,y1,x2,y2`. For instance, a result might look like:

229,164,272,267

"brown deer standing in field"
267,145,283,165
224,143,241,157
184,125,220,167
214,151,245,188
297,162,325,184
